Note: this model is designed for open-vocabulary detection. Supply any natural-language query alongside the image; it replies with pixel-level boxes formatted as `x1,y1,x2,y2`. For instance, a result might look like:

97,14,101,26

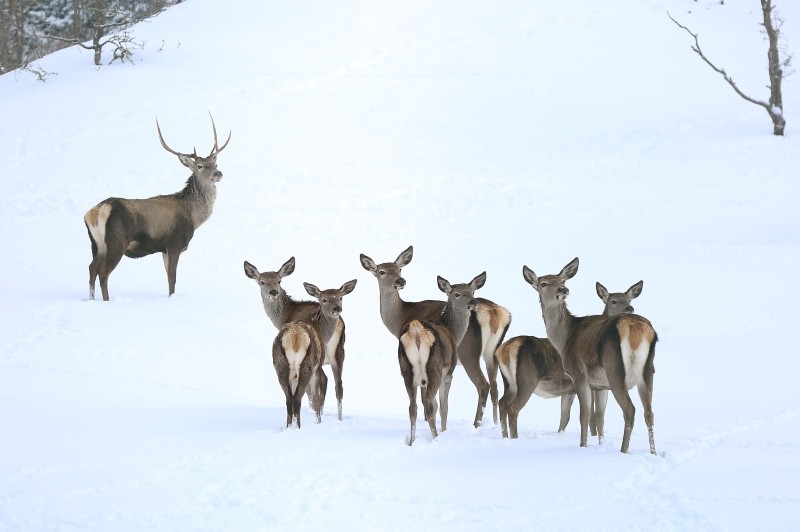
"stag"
522,258,658,454
84,114,230,301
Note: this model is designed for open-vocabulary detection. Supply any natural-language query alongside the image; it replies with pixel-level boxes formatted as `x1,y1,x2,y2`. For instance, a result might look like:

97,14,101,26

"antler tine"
207,112,231,157
156,118,189,158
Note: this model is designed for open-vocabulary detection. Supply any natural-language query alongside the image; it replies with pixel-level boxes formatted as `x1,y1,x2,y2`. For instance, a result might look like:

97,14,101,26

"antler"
208,112,231,158
155,118,191,158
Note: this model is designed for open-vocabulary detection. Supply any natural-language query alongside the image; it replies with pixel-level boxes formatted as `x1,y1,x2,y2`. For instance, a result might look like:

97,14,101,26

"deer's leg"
558,394,575,432
278,378,293,428
484,353,500,425
459,349,490,429
574,378,592,448
404,372,418,446
163,249,181,297
498,375,515,438
639,366,656,455
592,389,609,444
98,247,125,302
610,387,636,454
509,374,537,440
315,368,327,422
422,384,439,440
438,371,453,432
332,339,345,420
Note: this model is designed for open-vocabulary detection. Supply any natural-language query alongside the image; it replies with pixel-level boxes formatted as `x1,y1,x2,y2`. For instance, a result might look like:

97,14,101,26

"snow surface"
2,0,799,530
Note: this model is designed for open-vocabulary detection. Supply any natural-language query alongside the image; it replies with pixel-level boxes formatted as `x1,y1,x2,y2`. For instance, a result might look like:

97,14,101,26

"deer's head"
243,257,295,301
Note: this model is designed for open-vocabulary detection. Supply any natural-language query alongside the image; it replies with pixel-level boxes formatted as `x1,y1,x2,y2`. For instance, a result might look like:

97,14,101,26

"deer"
244,257,352,420
84,114,231,301
399,273,484,445
558,280,644,434
271,278,357,429
360,246,511,428
496,280,643,440
522,258,658,454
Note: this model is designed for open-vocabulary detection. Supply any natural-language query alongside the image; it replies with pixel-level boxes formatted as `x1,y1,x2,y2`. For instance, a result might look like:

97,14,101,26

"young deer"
558,280,644,434
244,257,353,420
399,273,484,445
522,258,657,454
271,278,356,429
84,115,230,300
496,280,643,439
360,246,510,427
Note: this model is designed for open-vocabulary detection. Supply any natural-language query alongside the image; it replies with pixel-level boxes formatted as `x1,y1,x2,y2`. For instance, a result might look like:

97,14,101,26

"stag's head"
360,245,414,293
522,257,579,306
156,113,231,184
244,257,295,301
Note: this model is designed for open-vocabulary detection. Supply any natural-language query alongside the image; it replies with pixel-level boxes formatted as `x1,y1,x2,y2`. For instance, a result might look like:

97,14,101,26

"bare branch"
668,10,786,135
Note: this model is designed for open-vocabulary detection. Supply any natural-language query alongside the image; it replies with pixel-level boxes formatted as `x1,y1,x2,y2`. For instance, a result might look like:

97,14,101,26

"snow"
2,0,799,529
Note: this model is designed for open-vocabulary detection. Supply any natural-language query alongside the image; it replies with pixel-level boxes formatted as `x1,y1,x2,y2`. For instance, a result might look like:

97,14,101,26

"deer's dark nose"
394,277,406,290
333,305,342,314
468,298,479,310
626,305,634,313
269,289,278,296
557,286,569,295
213,170,223,178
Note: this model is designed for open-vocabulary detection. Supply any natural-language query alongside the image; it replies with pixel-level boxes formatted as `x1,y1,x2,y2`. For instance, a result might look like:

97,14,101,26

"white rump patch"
282,328,311,395
401,322,435,388
621,336,650,390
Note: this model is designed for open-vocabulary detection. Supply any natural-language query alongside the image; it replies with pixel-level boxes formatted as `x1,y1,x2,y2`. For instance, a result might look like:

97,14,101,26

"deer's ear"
596,282,609,303
437,275,452,295
522,265,538,290
340,279,357,296
177,154,195,169
470,271,486,290
395,246,413,268
303,282,321,299
243,261,260,280
627,280,643,299
359,254,377,273
561,257,579,279
278,257,295,278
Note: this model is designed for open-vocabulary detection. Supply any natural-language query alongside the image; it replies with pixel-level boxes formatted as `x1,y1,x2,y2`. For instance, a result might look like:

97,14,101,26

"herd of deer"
82,117,658,454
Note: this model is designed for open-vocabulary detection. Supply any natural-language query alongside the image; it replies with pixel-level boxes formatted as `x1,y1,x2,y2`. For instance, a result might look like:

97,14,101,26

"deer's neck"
379,289,407,338
309,309,338,344
176,175,217,228
262,291,295,329
440,303,471,347
540,300,577,354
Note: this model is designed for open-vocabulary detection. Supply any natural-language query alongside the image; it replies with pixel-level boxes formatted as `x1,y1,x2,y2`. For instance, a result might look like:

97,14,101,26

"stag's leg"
592,389,609,444
638,368,656,455
558,394,575,432
98,247,125,302
163,249,181,297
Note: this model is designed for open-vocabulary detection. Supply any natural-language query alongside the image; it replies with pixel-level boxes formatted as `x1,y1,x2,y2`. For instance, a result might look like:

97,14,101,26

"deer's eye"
322,299,328,303
198,164,204,169
259,281,265,286
379,270,385,276
611,300,618,304
540,282,548,287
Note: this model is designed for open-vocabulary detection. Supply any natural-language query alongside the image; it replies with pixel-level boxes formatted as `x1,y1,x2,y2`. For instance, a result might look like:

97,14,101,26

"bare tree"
669,1,791,136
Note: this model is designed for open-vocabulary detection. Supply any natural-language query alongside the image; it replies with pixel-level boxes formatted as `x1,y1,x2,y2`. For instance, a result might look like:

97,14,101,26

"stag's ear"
470,271,487,290
360,254,377,273
522,265,538,290
278,257,295,278
243,261,260,280
627,280,643,299
596,282,609,303
340,279,358,296
561,257,579,279
304,282,321,299
437,275,452,295
177,154,195,169
395,246,413,268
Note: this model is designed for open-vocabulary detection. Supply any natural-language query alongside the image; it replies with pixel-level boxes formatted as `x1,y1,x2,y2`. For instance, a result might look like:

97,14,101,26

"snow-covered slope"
1,0,799,529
